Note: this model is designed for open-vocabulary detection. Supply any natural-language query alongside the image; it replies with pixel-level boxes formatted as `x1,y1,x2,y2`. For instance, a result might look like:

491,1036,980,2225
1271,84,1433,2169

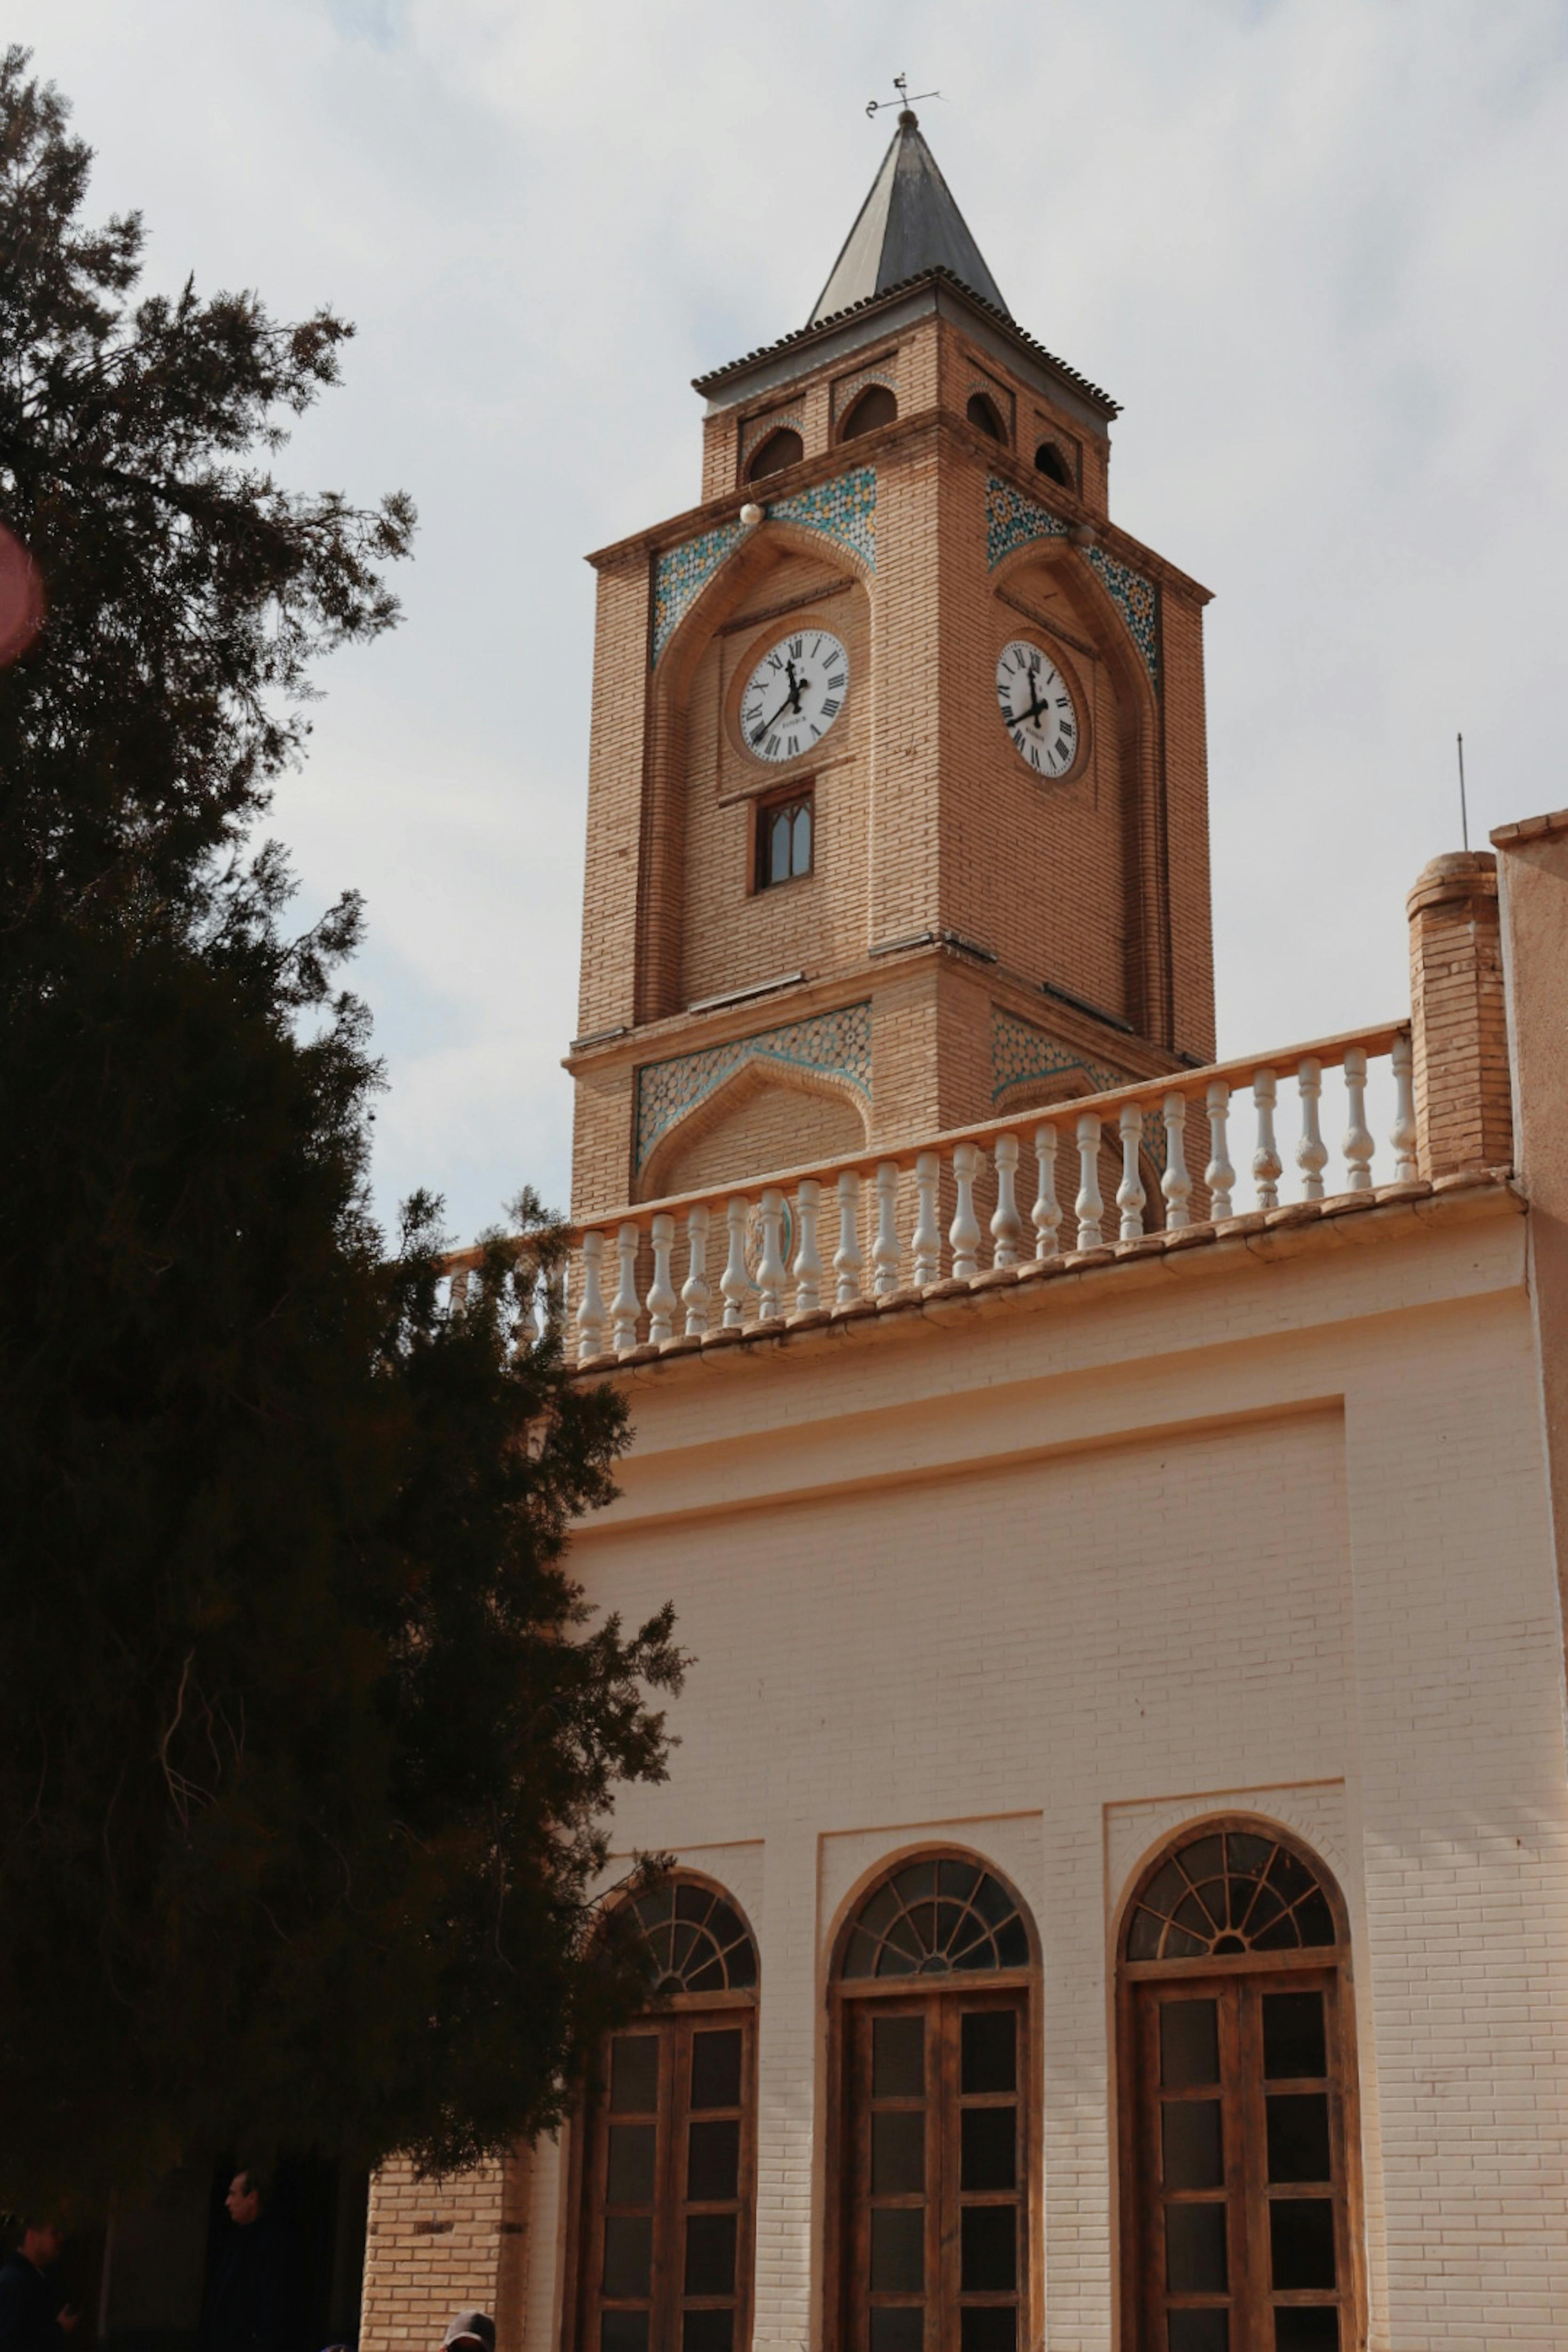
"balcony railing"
533,1023,1416,1366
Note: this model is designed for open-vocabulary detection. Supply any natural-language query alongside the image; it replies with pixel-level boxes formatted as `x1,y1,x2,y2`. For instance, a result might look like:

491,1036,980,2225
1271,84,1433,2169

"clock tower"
568,111,1214,1219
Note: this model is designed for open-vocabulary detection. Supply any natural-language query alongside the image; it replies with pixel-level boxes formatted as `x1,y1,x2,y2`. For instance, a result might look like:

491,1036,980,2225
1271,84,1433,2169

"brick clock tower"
568,112,1215,1220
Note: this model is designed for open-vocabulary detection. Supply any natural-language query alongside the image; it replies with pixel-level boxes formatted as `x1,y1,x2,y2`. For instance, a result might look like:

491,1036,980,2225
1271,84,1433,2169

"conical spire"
810,111,1008,326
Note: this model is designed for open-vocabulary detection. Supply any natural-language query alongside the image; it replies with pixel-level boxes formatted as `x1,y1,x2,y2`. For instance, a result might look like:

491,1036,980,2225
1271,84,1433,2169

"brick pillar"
360,2151,532,2352
1405,850,1512,1177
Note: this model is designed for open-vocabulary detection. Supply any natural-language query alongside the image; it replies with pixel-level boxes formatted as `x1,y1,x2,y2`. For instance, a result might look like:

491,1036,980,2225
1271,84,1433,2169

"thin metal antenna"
1457,731,1469,852
867,72,943,119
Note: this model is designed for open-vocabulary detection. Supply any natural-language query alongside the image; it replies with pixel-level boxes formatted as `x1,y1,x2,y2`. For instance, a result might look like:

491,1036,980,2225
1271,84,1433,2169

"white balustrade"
834,1170,864,1305
1205,1081,1235,1222
950,1143,982,1280
681,1204,711,1336
756,1189,786,1322
721,1197,749,1330
546,1025,1422,1353
1032,1122,1062,1260
991,1134,1022,1269
612,1223,641,1356
1163,1092,1192,1232
1296,1058,1328,1202
793,1178,823,1314
576,1229,607,1362
1342,1048,1374,1192
1117,1102,1146,1241
1075,1112,1104,1249
647,1213,677,1346
1252,1068,1282,1210
872,1162,901,1296
912,1152,942,1286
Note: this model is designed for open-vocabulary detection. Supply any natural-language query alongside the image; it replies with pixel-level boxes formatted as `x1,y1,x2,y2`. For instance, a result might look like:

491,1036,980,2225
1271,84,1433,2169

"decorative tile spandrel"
652,469,876,665
636,1001,872,1174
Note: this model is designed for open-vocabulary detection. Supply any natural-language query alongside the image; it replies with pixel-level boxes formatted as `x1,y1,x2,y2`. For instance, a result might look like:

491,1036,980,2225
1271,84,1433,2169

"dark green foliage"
0,50,682,2216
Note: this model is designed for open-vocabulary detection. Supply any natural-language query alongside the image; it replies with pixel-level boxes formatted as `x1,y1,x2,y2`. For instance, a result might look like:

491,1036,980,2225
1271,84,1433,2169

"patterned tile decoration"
1082,543,1161,690
990,1009,1171,1175
985,474,1072,568
983,477,1161,692
635,1000,871,1173
741,406,805,461
652,468,877,664
990,1006,1123,1106
832,360,899,421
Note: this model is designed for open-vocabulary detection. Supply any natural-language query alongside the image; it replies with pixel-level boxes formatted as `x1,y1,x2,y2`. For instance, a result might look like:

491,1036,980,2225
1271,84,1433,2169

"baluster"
1075,1112,1104,1248
1391,1033,1418,1182
681,1204,711,1336
611,1222,642,1355
575,1229,608,1362
647,1213,677,1345
834,1169,864,1304
950,1143,982,1279
448,1266,470,1314
1162,1093,1192,1231
792,1178,823,1314
1117,1102,1146,1241
755,1189,786,1321
1205,1080,1235,1221
1252,1068,1282,1210
1296,1058,1327,1201
721,1196,750,1329
872,1162,902,1296
1032,1121,1062,1259
991,1134,1022,1268
911,1151,942,1286
513,1262,539,1352
1342,1047,1374,1192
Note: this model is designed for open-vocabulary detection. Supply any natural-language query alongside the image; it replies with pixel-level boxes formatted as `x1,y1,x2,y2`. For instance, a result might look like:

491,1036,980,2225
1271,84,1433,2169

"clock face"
739,628,849,764
995,638,1079,778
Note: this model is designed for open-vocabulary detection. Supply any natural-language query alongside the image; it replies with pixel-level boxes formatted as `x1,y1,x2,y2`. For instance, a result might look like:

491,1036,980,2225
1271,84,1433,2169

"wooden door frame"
1112,1816,1367,2352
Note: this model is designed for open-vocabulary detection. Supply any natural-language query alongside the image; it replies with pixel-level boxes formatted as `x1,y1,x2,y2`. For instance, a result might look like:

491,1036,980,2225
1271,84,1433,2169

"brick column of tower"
1405,850,1512,1177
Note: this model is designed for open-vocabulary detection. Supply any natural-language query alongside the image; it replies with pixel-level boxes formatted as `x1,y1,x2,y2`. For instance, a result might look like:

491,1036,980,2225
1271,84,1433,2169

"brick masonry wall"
361,2153,531,2352
574,308,1211,1206
1407,850,1512,1175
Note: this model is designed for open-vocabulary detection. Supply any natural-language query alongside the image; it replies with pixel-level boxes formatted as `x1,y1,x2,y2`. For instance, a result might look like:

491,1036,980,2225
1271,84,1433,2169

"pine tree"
0,48,681,2214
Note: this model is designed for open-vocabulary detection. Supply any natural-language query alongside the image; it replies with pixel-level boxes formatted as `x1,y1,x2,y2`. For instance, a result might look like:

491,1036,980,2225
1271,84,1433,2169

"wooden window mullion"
934,2005,958,2352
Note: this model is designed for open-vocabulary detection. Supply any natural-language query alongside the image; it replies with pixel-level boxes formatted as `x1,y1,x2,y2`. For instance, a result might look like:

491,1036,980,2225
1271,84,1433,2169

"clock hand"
750,661,812,743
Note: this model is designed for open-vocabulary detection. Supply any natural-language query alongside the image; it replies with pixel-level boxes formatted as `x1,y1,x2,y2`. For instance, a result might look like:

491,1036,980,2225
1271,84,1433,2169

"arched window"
831,1854,1037,2352
1033,442,1070,488
745,428,802,483
966,394,1005,443
574,1879,759,2352
841,384,898,441
1118,1822,1361,2352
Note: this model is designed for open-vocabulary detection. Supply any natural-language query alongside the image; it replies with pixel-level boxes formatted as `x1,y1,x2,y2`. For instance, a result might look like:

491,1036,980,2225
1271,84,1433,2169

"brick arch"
639,1057,867,1203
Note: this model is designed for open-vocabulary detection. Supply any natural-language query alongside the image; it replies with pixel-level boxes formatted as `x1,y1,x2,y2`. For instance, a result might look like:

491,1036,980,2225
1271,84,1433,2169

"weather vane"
866,72,942,119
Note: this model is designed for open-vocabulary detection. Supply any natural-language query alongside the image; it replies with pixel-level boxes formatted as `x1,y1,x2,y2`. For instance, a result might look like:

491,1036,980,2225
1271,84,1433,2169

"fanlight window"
626,1880,759,1995
840,384,897,440
840,1857,1030,1979
1125,1827,1339,1963
1033,441,1070,486
966,393,1005,442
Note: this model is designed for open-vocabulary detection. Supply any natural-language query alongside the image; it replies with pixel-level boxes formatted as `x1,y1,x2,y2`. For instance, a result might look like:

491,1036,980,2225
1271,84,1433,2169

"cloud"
15,0,1568,1234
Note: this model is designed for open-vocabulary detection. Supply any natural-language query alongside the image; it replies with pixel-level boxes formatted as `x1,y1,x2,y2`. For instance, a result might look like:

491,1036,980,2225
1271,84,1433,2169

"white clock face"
740,628,849,764
996,639,1079,778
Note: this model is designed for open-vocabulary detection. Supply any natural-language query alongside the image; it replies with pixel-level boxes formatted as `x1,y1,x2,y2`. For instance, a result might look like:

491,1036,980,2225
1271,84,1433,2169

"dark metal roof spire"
810,111,1008,326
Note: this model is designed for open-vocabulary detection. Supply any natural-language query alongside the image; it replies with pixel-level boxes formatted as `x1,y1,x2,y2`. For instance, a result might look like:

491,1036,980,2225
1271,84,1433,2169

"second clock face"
740,629,849,764
996,639,1079,778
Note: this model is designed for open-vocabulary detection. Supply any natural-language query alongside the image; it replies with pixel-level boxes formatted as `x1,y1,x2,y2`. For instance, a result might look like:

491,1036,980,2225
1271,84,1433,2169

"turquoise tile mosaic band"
651,468,876,664
1082,544,1160,689
990,1007,1123,1105
984,477,1161,692
985,475,1071,568
636,1001,871,1173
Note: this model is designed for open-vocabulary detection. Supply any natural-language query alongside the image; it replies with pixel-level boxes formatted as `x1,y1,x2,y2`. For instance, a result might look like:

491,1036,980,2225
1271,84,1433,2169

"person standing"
203,2173,302,2352
0,2223,79,2352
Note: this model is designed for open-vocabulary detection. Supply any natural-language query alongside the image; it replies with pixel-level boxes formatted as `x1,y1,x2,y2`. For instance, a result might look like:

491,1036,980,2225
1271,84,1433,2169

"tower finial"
865,71,942,125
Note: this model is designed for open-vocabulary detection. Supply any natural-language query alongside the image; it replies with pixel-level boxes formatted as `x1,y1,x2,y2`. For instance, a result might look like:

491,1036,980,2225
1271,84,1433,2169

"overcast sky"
16,0,1568,1240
